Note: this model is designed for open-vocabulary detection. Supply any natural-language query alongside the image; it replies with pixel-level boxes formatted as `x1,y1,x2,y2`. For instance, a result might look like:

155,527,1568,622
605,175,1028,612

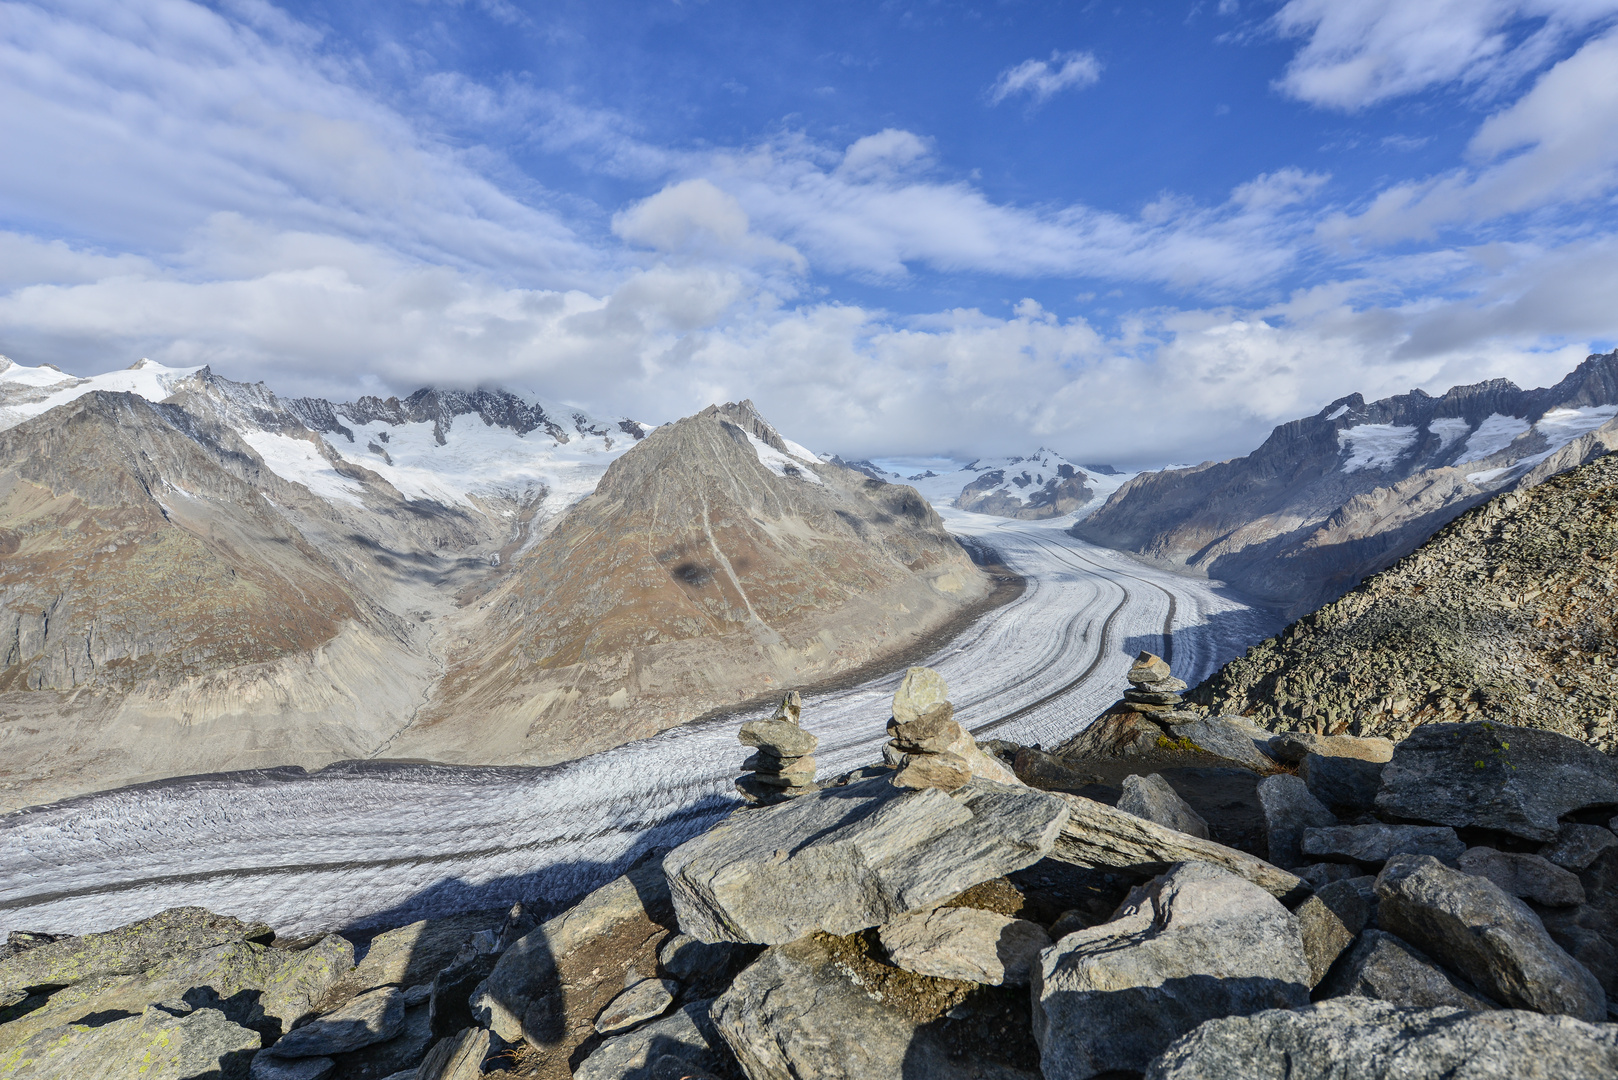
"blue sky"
3,0,1618,464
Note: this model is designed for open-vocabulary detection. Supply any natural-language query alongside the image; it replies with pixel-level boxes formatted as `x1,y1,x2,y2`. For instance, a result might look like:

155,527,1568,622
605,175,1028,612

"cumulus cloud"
612,179,805,271
988,50,1102,107
1272,0,1618,110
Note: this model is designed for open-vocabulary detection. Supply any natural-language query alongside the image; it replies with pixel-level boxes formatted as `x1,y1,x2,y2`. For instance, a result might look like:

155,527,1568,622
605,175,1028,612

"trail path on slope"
0,513,1278,938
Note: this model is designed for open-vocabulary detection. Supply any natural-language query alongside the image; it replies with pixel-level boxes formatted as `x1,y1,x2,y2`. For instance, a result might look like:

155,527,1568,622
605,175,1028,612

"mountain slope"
1074,351,1618,615
389,401,993,765
1189,449,1618,753
954,449,1093,519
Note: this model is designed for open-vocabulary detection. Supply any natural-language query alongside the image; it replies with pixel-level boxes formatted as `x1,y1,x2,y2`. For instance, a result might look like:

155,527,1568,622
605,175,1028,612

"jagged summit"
1076,350,1618,615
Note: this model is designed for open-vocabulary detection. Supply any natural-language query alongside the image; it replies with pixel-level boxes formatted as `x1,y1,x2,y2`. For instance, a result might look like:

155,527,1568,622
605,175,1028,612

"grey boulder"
1375,721,1618,842
1,1004,259,1080
1301,752,1387,815
1456,846,1585,906
1032,861,1310,1079
1295,878,1371,987
1163,717,1277,771
1376,853,1606,1021
1258,774,1337,870
878,906,1051,986
1542,823,1618,871
0,907,274,994
267,986,405,1058
595,977,677,1034
1319,929,1499,1011
664,775,1068,945
1145,998,1618,1080
1118,773,1210,839
891,666,950,724
738,718,818,758
1271,733,1394,766
250,1056,335,1080
1301,824,1465,867
714,935,1037,1079
415,1026,489,1080
575,999,734,1080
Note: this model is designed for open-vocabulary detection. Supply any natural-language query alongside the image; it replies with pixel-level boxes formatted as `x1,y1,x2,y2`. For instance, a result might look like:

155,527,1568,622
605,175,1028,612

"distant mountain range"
0,359,989,808
854,448,1131,521
1074,351,1618,616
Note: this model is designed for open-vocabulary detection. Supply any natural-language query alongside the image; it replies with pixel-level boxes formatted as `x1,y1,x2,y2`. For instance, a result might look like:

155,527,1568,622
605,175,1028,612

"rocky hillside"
388,402,992,766
1074,351,1618,616
6,669,1616,1079
1188,448,1618,754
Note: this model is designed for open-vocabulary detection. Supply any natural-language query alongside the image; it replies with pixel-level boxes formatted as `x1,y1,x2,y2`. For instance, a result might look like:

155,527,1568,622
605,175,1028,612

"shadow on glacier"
1120,601,1285,688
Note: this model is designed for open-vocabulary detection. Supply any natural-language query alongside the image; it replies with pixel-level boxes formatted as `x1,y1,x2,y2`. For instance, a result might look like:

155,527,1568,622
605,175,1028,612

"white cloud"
988,50,1102,107
1272,0,1618,110
1321,28,1618,242
611,179,805,271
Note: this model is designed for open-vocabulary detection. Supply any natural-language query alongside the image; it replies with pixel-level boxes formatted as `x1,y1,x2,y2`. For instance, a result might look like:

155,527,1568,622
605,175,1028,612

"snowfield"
0,509,1277,939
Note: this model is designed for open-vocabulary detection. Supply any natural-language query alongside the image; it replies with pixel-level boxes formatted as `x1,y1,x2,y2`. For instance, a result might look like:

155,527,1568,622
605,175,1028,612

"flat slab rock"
713,935,1038,1080
1320,929,1499,1012
1033,861,1310,1080
1163,717,1277,772
575,999,732,1080
1375,721,1618,842
664,775,1069,945
1118,773,1210,839
1258,774,1338,870
0,907,274,994
1302,824,1465,866
1,1004,259,1080
1457,846,1585,907
1145,998,1618,1080
879,906,1051,986
267,986,404,1058
1376,854,1606,1021
595,976,676,1034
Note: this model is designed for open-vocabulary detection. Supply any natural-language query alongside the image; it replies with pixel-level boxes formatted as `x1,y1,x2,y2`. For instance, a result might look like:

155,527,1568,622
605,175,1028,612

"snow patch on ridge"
1456,414,1531,464
242,431,366,507
1338,424,1418,472
0,358,201,431
1428,417,1470,449
745,431,823,483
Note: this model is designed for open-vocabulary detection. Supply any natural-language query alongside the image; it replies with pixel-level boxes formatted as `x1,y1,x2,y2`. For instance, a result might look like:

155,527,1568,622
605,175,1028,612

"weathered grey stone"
401,983,430,1007
1376,853,1606,1021
1541,823,1618,871
1032,861,1310,1079
1118,773,1210,839
1301,752,1387,815
250,1055,335,1080
657,934,751,985
576,999,734,1080
268,987,404,1058
1295,862,1363,889
595,977,677,1034
1124,688,1185,705
1297,878,1371,987
737,718,818,758
1258,774,1338,870
415,1026,488,1080
664,775,1069,945
892,666,950,724
879,906,1051,986
1271,733,1395,766
714,936,1038,1080
473,857,671,1043
330,1002,434,1080
1144,998,1618,1080
1136,675,1189,693
890,751,972,791
751,757,818,787
1457,846,1585,906
772,690,802,723
1319,930,1499,1011
1052,710,1171,759
888,703,960,751
1,1004,259,1080
1049,791,1308,903
741,752,815,784
0,907,274,994
347,915,493,995
1375,721,1618,842
1539,908,1618,999
1163,717,1277,771
1302,824,1465,867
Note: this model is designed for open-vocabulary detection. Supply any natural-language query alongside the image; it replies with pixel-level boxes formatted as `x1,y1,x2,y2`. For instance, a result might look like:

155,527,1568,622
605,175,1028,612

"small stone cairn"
1117,651,1192,716
735,691,819,805
883,666,975,792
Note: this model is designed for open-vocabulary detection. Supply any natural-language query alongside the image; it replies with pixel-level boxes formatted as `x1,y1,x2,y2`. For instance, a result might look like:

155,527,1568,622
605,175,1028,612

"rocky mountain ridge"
1074,351,1618,616
5,667,1615,1079
1188,445,1618,754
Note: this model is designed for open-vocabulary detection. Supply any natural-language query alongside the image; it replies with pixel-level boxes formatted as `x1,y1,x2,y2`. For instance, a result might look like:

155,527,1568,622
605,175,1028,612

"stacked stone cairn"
880,665,1022,791
1119,650,1191,715
735,691,819,805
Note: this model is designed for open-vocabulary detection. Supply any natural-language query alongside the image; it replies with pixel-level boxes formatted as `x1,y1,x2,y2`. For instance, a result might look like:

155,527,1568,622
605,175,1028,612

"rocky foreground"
4,663,1618,1079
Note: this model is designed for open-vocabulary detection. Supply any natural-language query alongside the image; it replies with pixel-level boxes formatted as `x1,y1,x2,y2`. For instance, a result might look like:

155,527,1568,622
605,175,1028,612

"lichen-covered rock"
1318,930,1499,1012
1376,854,1606,1021
1375,722,1618,842
892,666,950,724
664,776,1068,945
1032,861,1310,1079
265,986,404,1059
1145,998,1618,1080
878,906,1051,986
0,1004,259,1080
1118,774,1210,839
0,907,273,994
1162,717,1277,771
